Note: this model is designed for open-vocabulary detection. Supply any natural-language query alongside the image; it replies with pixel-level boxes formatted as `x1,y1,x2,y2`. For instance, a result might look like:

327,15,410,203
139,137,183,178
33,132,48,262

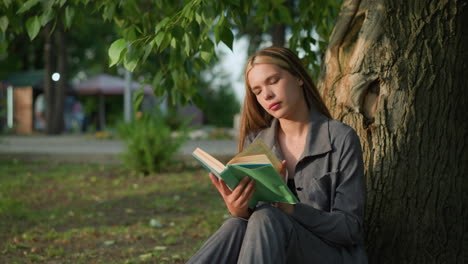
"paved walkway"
0,135,237,164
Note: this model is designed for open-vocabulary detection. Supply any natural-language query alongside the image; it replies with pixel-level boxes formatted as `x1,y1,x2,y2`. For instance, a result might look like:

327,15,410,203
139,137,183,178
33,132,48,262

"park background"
0,0,466,263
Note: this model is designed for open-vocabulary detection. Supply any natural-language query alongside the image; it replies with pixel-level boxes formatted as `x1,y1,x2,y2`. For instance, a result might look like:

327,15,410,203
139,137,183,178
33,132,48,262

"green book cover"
192,139,299,208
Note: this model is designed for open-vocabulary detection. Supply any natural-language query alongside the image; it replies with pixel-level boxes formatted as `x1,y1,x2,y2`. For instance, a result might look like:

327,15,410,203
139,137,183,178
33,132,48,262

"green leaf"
64,6,75,29
155,17,170,33
25,16,41,40
124,54,139,72
152,71,164,87
102,4,115,21
277,5,292,24
123,26,137,41
200,51,211,62
184,59,193,77
133,87,145,112
195,12,203,24
183,33,191,56
159,32,172,52
189,21,200,40
214,23,221,44
2,0,12,8
170,38,177,49
200,39,214,62
154,32,165,47
124,47,140,72
220,26,234,50
17,0,40,14
152,71,165,97
214,14,225,44
59,0,67,8
171,86,178,106
171,25,184,40
41,9,55,26
0,16,8,32
142,39,155,62
191,93,205,108
108,38,127,67
229,0,241,7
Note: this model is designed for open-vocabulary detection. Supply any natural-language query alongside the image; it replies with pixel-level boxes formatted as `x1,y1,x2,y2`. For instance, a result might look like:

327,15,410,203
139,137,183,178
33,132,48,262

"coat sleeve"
291,129,366,246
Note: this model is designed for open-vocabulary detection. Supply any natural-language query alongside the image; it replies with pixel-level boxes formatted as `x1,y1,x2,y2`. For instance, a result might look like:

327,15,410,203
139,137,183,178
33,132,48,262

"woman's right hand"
209,173,256,219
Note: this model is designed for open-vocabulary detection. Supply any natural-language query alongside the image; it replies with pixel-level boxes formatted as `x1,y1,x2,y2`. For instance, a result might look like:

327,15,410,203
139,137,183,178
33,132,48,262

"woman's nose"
263,86,274,100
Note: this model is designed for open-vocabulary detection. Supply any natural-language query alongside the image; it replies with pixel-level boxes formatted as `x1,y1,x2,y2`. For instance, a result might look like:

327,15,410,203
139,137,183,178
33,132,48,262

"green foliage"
25,16,40,40
117,110,190,174
1,0,342,104
203,85,240,128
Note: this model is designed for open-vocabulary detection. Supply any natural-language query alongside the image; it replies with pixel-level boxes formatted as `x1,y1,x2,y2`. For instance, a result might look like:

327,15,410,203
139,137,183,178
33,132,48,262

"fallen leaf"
103,240,115,246
139,253,153,261
149,219,163,228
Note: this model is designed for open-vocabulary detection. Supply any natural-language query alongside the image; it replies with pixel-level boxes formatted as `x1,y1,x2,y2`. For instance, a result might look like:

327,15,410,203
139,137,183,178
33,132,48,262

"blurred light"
52,72,60,82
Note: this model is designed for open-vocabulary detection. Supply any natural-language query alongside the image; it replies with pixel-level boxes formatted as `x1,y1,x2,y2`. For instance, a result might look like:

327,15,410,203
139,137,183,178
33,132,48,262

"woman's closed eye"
269,76,280,85
252,87,262,95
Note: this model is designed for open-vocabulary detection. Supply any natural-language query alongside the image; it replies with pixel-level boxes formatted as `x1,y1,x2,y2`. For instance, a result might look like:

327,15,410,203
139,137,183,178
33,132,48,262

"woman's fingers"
209,173,218,183
210,173,230,196
233,177,256,208
242,180,256,206
219,179,232,196
212,174,256,210
209,173,221,189
229,176,251,202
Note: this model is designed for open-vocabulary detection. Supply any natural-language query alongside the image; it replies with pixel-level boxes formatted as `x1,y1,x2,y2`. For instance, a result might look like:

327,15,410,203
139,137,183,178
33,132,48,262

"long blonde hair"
238,46,332,151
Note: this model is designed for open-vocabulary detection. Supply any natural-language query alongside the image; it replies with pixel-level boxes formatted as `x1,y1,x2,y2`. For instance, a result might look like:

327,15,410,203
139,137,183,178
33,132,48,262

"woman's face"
247,63,305,120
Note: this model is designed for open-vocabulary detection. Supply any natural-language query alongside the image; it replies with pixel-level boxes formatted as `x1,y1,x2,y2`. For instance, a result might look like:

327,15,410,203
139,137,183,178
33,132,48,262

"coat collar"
260,109,332,160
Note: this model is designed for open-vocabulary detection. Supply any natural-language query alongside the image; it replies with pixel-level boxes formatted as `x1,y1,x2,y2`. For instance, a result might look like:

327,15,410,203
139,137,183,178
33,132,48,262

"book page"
192,148,226,174
228,154,271,165
228,139,282,173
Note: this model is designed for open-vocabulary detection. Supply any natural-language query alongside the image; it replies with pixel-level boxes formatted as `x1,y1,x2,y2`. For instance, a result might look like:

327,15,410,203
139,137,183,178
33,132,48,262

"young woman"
188,46,367,263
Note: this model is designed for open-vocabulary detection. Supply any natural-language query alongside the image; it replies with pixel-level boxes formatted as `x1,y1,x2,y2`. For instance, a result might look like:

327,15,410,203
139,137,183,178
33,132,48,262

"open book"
192,139,299,208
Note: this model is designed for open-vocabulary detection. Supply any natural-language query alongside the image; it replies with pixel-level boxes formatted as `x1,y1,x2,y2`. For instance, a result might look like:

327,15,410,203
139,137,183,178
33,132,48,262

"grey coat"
245,109,368,263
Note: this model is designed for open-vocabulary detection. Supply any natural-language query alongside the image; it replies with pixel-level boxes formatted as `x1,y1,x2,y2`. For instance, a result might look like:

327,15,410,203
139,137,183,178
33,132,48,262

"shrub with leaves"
117,110,189,174
203,84,240,128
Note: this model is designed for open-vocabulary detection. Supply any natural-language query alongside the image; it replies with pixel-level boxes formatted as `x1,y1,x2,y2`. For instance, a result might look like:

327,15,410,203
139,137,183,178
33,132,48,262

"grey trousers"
187,204,340,264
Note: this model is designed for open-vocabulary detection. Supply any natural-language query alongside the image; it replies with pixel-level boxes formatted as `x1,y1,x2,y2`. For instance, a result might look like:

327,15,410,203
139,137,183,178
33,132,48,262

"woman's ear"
298,79,303,86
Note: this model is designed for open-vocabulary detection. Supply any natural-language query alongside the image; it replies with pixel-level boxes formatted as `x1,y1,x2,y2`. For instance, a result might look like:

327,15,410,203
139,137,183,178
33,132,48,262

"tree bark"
43,18,67,134
318,0,468,263
271,23,286,46
54,20,66,133
43,23,55,134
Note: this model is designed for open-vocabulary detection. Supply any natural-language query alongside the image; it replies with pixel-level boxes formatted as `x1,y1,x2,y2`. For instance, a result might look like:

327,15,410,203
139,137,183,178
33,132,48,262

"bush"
203,85,240,128
117,111,189,174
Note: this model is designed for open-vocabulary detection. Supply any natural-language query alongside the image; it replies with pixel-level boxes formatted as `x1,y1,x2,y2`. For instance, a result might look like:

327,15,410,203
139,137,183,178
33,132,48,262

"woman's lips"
269,102,281,110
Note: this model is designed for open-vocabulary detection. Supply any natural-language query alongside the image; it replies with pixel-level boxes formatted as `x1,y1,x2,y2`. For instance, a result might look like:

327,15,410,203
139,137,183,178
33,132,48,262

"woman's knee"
248,204,289,228
221,217,248,233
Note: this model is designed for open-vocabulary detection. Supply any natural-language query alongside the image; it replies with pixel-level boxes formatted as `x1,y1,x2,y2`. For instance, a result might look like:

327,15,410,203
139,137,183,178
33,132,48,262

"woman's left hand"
272,160,295,215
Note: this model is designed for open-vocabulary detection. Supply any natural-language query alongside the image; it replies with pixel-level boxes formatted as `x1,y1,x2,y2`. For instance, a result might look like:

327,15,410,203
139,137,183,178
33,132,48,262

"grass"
0,159,228,263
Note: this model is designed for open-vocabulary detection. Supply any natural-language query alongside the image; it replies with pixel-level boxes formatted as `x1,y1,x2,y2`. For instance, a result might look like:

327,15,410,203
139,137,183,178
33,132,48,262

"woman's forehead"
247,63,283,81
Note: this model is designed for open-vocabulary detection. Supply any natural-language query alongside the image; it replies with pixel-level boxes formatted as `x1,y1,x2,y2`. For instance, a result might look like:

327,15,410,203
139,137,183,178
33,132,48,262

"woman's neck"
278,108,310,138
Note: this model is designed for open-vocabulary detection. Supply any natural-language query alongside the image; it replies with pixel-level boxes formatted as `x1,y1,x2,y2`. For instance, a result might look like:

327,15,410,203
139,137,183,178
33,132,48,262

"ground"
0,159,227,263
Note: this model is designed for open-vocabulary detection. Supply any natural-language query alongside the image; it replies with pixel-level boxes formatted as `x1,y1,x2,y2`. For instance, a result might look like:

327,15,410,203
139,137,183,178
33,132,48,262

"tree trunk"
43,23,55,134
271,23,285,46
318,0,468,263
54,20,66,133
43,18,67,135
